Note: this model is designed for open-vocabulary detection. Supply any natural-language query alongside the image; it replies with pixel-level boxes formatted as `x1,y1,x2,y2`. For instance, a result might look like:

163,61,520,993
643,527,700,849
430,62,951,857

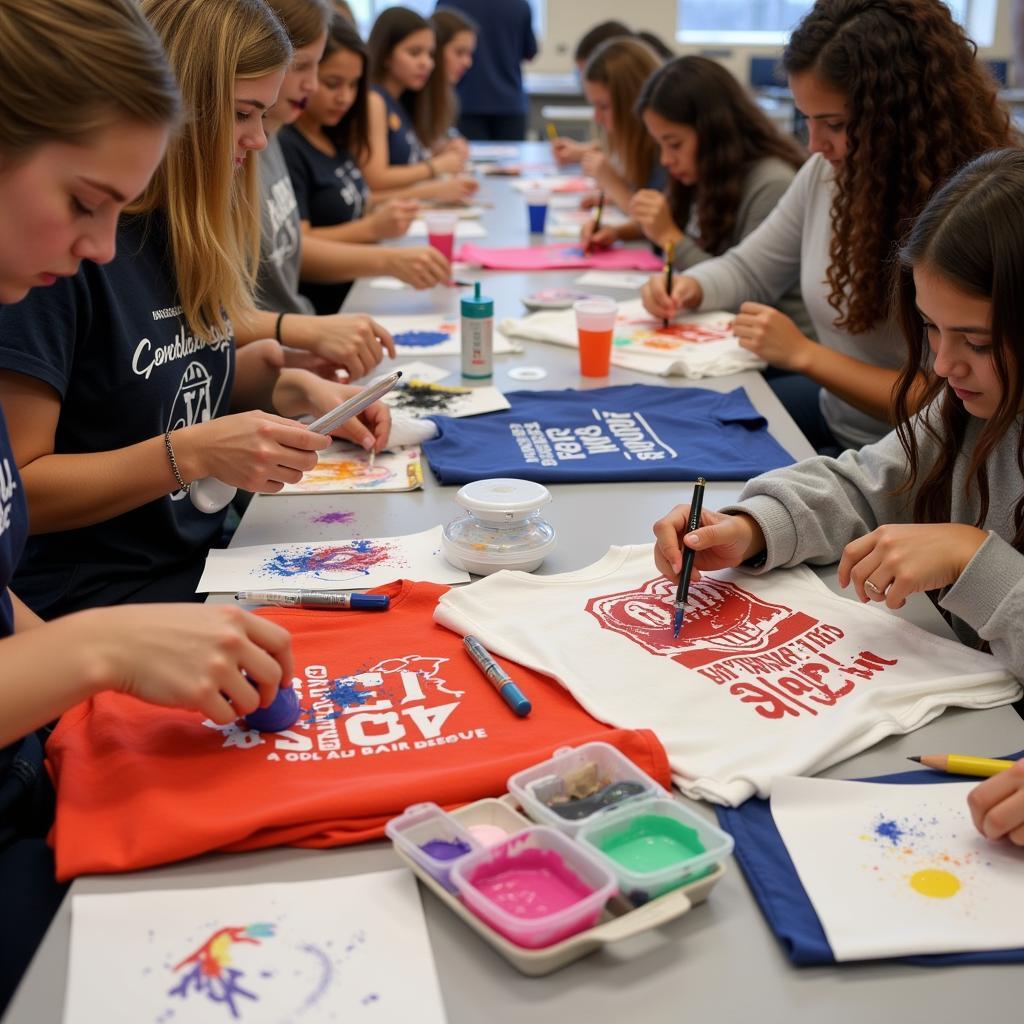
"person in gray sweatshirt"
652,149,1024,693
641,0,1014,455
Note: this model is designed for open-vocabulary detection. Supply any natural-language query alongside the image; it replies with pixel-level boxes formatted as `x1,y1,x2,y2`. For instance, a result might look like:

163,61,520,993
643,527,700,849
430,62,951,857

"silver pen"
235,591,390,610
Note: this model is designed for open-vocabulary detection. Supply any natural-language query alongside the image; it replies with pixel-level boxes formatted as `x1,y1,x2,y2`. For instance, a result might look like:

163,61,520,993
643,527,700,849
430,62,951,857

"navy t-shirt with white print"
0,212,235,617
372,86,428,166
423,384,796,484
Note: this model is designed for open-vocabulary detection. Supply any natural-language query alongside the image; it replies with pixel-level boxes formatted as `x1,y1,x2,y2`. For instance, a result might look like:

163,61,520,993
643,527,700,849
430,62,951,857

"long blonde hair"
0,0,180,161
134,0,292,338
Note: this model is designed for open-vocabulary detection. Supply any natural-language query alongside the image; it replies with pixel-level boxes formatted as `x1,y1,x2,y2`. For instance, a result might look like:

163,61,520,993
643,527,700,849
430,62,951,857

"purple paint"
261,540,395,579
420,837,472,861
393,330,450,348
310,510,355,525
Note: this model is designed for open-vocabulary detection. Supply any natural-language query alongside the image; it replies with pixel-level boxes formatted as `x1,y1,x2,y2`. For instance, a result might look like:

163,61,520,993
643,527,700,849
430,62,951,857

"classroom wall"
533,0,1013,77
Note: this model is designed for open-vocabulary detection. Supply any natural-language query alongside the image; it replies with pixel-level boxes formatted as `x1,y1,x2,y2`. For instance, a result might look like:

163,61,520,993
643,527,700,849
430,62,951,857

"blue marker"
463,635,532,717
235,591,390,611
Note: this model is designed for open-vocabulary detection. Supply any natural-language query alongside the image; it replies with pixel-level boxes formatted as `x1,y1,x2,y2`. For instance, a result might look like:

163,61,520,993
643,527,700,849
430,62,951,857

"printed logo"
0,456,17,540
265,175,300,268
585,575,899,720
334,161,366,219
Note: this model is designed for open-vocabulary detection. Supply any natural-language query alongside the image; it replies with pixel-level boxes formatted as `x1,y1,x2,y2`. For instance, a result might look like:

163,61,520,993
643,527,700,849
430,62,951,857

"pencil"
546,122,558,142
584,190,605,256
663,240,675,328
672,477,706,638
908,754,1017,777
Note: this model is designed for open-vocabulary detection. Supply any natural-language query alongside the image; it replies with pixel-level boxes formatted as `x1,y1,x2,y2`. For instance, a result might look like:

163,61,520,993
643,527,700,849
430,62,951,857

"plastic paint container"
578,797,734,905
508,742,669,838
244,687,301,733
386,802,479,891
452,827,616,948
441,478,556,575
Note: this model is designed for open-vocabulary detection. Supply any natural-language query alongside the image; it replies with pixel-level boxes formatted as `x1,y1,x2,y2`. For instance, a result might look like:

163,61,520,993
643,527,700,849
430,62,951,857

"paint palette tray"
390,795,725,976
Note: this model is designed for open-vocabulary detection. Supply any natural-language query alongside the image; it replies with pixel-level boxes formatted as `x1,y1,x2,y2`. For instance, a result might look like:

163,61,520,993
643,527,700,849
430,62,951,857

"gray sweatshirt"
722,403,1024,680
687,153,905,451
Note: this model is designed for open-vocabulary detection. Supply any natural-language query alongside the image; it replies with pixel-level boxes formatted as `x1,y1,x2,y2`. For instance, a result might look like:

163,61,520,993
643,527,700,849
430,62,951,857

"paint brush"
908,754,1017,777
584,191,605,256
546,122,558,143
663,240,675,329
672,477,706,639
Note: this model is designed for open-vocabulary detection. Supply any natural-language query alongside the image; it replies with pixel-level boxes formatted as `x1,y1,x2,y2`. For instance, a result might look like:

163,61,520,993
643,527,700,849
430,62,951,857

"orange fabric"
46,581,669,880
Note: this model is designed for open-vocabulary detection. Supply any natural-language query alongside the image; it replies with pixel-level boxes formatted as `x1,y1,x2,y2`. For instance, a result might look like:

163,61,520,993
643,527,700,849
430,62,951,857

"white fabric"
434,545,1018,806
499,298,764,380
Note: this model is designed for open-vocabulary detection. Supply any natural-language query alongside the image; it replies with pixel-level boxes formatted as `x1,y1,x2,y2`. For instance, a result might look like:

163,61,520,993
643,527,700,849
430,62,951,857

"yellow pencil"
546,122,558,142
908,754,1017,777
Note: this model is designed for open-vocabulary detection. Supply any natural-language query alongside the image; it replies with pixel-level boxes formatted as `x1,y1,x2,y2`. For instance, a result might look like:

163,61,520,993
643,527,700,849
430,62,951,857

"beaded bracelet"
163,430,190,494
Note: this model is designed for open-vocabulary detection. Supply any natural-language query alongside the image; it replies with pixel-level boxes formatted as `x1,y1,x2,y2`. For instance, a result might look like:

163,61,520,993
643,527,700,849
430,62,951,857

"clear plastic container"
451,826,616,948
441,478,556,575
577,797,735,905
385,802,479,891
508,742,669,838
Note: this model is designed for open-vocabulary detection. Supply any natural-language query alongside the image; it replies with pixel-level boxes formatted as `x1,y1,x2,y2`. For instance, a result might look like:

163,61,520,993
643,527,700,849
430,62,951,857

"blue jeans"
765,370,842,457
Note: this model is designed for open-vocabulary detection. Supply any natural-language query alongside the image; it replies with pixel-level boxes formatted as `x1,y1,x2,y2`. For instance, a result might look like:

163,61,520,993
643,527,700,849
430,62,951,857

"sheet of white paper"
550,207,630,228
369,276,408,290
383,382,509,419
406,218,487,239
197,526,469,593
771,776,1024,960
469,143,521,159
392,360,451,383
377,313,522,357
510,175,596,194
424,205,484,219
573,270,650,289
63,870,447,1024
272,443,423,495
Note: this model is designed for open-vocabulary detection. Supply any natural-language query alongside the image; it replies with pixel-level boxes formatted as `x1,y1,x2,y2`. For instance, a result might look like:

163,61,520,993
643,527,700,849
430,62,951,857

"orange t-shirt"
46,581,669,880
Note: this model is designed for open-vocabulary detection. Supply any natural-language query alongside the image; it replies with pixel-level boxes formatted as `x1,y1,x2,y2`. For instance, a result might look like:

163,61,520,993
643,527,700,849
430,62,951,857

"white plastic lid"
455,478,551,523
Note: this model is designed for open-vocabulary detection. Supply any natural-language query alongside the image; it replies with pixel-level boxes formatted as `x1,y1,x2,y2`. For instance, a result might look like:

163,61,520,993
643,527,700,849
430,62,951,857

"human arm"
628,189,685,251
580,149,634,215
652,506,766,584
551,137,597,167
968,759,1024,845
303,199,420,244
298,233,450,289
579,219,643,251
0,601,293,744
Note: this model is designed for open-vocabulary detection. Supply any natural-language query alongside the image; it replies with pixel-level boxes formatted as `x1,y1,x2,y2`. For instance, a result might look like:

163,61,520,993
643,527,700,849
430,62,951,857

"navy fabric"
0,407,26,640
436,0,536,116
0,213,235,616
423,384,796,484
372,86,428,166
766,370,841,456
715,753,1024,966
456,112,527,141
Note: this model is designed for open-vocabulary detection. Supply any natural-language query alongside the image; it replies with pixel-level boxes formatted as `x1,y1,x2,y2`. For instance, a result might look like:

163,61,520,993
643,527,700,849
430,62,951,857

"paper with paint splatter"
770,776,1024,960
196,526,469,593
62,870,447,1024
273,443,423,495
382,382,510,419
376,314,522,357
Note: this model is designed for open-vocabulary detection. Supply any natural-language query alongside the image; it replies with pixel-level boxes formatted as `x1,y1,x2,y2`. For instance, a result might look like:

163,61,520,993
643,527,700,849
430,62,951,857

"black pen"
672,477,706,638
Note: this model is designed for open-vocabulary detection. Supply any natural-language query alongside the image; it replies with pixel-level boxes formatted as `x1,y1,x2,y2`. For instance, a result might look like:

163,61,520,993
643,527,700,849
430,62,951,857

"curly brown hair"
635,56,806,256
784,0,1015,337
892,149,1024,552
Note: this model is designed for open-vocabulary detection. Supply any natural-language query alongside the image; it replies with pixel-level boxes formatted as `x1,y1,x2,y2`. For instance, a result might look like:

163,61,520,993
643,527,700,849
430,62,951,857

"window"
351,0,545,39
676,0,996,47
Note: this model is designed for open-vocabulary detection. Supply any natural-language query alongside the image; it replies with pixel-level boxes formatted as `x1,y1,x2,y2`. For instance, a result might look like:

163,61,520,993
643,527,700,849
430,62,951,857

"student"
969,760,1024,846
425,8,477,151
641,0,1013,455
572,38,664,223
362,6,476,200
652,148,1024,697
0,0,390,620
251,0,403,377
268,13,446,320
609,56,808,335
0,0,293,1009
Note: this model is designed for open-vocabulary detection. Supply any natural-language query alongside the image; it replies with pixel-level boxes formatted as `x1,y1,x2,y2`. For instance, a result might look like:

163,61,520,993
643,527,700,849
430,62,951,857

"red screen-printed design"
585,576,898,720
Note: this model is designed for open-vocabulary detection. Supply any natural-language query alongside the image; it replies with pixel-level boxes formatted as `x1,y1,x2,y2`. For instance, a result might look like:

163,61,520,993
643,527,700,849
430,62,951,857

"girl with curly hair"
642,0,1013,454
652,146,1024,699
623,56,808,336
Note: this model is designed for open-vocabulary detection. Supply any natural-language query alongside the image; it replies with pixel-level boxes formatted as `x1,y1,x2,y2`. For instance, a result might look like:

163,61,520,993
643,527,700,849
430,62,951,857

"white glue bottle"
460,281,493,380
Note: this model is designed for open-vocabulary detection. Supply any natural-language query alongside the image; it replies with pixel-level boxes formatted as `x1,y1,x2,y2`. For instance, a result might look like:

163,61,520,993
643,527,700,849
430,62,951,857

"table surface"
8,143,1024,1024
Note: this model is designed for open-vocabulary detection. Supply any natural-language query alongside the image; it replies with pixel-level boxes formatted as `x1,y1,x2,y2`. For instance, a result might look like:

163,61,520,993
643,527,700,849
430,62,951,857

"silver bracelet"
163,430,190,493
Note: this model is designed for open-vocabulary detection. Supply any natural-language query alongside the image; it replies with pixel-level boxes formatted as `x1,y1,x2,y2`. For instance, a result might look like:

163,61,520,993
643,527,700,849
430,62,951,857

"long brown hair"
784,0,1014,336
320,17,370,160
584,38,662,190
367,6,433,147
636,56,805,256
267,0,330,49
893,149,1024,551
423,8,476,147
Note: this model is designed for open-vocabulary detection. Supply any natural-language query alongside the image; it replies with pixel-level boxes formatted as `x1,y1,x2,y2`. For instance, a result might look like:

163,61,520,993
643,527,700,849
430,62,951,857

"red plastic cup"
424,210,457,261
574,297,617,376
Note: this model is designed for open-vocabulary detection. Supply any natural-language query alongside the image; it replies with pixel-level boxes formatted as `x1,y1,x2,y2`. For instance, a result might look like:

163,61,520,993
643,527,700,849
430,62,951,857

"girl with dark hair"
652,147,1024,694
362,6,476,201
280,16,449,314
424,8,477,150
642,0,1014,455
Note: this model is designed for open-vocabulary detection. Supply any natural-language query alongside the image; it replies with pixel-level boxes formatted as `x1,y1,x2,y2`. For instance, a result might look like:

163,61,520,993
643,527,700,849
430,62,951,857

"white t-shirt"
435,545,1019,805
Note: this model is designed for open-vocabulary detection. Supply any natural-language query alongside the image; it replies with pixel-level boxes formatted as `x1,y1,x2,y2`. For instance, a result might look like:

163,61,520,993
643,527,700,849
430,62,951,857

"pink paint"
467,823,508,847
456,243,662,272
467,848,594,919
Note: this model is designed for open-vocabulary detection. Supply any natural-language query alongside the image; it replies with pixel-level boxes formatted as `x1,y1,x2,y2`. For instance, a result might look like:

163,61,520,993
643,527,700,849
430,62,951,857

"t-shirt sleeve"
0,271,88,398
711,387,769,430
280,135,313,221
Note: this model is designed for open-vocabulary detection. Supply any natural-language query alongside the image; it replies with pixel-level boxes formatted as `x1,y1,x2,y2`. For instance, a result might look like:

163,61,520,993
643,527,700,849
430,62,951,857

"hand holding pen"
672,478,705,637
662,241,675,329
583,191,605,256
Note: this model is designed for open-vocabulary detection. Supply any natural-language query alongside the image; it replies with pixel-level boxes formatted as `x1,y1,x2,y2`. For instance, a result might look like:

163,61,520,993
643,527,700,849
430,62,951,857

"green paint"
612,336,632,347
597,814,705,873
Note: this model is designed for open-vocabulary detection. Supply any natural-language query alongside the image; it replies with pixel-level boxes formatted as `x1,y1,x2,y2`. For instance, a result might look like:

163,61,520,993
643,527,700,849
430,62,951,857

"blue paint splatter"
874,820,904,846
393,330,450,348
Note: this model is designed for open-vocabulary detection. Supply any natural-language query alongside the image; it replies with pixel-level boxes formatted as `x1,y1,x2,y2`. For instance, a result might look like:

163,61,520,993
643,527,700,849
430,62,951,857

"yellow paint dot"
909,869,961,899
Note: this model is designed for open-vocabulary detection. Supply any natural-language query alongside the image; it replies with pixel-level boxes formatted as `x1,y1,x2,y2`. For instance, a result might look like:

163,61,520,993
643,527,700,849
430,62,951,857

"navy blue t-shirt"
372,86,429,166
423,383,795,484
279,124,369,315
437,0,536,115
0,213,235,617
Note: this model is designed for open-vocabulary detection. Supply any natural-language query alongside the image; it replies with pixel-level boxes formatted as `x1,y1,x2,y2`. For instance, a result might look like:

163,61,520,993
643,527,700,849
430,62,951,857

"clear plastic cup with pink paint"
423,210,458,261
386,801,479,891
451,826,616,948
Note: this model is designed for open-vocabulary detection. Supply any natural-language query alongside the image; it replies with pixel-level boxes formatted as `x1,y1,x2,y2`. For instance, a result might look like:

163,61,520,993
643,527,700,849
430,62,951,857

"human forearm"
11,592,44,630
306,217,380,244
299,235,386,283
362,159,433,192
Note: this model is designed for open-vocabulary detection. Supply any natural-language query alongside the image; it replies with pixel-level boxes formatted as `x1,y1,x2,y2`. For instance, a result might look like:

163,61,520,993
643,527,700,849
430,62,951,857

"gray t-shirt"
687,154,905,450
256,133,314,316
724,402,1024,680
